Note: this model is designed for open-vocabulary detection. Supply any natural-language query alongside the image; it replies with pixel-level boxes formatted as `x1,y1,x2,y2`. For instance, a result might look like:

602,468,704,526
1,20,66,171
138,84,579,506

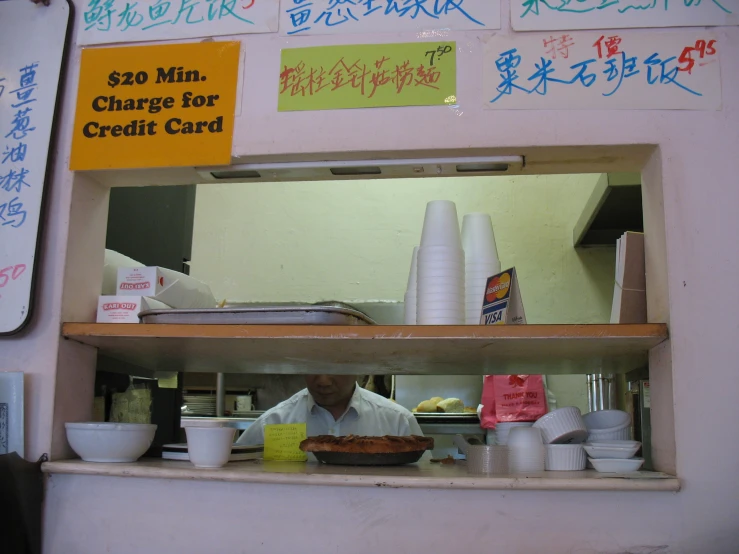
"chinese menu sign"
77,0,279,45
483,32,721,110
71,42,240,170
0,0,70,335
279,42,457,111
512,0,737,31
264,423,307,461
279,0,500,36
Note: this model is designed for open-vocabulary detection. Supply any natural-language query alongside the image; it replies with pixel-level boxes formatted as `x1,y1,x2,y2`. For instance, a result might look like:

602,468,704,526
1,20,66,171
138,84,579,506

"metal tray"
313,450,426,466
139,303,376,325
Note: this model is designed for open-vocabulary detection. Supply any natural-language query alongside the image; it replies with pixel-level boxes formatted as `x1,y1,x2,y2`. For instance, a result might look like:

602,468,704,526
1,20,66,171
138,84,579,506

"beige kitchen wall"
189,173,617,411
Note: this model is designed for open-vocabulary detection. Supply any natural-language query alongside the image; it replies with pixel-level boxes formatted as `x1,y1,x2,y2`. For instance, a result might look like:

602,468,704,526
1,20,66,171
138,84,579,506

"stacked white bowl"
461,213,501,324
583,409,632,441
507,426,546,473
403,246,419,324
416,201,465,325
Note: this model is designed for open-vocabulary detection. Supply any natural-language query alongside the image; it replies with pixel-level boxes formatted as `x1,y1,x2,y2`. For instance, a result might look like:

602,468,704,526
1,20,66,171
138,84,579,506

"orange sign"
70,42,240,170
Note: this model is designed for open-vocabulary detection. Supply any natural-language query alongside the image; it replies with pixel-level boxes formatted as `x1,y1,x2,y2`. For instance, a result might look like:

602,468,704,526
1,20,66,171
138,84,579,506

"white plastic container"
533,407,588,444
65,422,157,462
545,444,587,471
507,426,545,473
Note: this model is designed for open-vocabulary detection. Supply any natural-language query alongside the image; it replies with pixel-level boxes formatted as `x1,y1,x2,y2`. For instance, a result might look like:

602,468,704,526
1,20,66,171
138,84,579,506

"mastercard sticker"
480,268,526,326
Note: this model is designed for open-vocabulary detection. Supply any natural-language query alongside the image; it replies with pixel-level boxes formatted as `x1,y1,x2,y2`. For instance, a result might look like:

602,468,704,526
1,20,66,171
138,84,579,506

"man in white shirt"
236,375,422,445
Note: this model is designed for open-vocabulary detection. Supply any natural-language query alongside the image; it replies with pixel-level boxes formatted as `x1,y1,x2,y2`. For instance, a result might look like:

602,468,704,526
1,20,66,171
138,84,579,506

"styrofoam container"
495,422,534,445
583,441,641,459
545,444,587,470
406,246,419,290
589,457,644,473
420,200,462,248
533,407,588,444
65,422,157,462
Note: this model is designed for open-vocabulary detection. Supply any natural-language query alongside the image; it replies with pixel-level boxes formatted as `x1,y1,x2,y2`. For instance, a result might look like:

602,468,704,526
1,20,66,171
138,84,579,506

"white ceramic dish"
584,410,631,441
583,441,641,460
589,457,644,473
545,444,586,471
185,426,236,468
533,407,588,444
65,422,157,462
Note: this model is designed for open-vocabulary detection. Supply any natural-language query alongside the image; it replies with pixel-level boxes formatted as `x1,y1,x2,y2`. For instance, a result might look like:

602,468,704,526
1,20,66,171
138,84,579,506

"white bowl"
545,444,586,470
583,441,641,459
65,422,157,462
533,407,588,444
186,426,236,468
589,457,644,473
584,410,631,441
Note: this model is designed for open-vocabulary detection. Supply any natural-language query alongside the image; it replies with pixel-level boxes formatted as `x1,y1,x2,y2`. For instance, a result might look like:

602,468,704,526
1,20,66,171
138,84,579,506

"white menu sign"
0,0,70,335
512,0,738,31
483,31,722,111
280,0,500,36
76,0,279,45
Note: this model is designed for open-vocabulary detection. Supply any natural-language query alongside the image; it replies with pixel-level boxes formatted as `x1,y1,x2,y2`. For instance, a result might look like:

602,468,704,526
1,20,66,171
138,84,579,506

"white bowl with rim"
533,407,588,444
65,422,157,462
589,457,644,473
545,444,586,470
583,440,641,459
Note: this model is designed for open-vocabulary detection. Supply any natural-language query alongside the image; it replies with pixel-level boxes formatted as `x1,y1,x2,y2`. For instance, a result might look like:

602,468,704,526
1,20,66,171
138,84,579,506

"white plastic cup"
404,289,417,324
466,445,509,475
185,426,236,468
420,200,462,248
507,426,544,447
406,246,419,291
495,422,534,446
462,213,500,262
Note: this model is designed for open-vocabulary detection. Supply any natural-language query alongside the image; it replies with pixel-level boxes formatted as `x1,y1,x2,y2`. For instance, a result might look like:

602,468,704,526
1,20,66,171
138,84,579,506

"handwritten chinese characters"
77,0,279,45
71,42,240,170
0,64,37,230
279,42,456,111
483,32,721,110
280,0,499,36
513,0,737,31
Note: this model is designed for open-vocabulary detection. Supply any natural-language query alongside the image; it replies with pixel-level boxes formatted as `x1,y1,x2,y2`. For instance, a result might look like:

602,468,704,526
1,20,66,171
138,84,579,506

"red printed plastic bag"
493,375,547,422
480,375,497,429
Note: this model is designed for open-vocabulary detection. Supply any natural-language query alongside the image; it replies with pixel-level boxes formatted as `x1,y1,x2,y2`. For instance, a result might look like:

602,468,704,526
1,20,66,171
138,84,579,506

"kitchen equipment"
533,407,588,444
589,457,644,473
453,435,508,474
185,426,236,468
545,444,586,471
584,409,631,441
139,302,376,325
583,440,641,460
65,422,157,463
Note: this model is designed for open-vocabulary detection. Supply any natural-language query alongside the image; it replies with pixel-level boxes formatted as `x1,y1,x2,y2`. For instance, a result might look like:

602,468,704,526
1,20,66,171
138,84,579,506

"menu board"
483,31,722,111
0,0,71,335
512,0,738,31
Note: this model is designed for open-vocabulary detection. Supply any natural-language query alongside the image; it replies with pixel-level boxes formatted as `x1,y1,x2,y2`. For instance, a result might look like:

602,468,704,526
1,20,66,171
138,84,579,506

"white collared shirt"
236,386,422,446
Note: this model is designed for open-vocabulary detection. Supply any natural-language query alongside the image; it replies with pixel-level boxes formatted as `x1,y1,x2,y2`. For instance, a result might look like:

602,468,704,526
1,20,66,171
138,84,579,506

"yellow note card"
264,423,307,462
71,41,240,170
278,42,457,111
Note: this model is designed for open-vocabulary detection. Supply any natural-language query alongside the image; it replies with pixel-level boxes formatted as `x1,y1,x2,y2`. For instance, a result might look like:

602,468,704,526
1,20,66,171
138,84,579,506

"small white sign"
512,0,738,32
77,0,279,46
280,0,500,36
483,32,722,111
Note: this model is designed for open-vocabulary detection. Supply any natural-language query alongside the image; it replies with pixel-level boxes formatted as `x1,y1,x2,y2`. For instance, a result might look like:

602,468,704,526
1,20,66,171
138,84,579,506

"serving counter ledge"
43,459,680,492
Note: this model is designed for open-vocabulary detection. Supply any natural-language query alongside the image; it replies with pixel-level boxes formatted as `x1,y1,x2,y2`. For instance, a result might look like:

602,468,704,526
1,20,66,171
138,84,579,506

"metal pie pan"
313,450,426,466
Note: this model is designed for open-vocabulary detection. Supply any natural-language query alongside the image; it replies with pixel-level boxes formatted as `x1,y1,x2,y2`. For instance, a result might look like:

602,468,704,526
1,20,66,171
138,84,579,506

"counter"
42,459,679,492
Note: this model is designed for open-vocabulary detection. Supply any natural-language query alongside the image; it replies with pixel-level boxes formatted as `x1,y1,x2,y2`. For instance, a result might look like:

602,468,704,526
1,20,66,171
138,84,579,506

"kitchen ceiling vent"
197,156,525,183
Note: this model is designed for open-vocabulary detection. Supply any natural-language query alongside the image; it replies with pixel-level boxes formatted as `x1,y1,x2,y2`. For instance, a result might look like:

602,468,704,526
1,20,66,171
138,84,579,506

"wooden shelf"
62,323,667,375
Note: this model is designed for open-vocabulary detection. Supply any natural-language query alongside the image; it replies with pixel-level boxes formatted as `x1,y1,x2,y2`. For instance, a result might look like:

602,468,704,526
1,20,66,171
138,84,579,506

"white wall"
1,0,733,551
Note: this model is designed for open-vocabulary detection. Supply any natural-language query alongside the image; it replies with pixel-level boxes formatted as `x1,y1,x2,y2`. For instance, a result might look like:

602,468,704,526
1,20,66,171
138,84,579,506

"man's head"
305,375,356,409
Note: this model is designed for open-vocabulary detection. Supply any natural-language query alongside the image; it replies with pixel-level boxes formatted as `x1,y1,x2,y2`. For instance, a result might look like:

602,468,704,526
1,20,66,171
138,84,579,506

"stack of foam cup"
403,246,419,324
461,213,502,324
416,200,465,325
507,426,546,473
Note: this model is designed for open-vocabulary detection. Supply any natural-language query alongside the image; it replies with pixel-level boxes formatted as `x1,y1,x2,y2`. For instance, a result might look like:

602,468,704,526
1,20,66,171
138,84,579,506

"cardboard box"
116,267,216,309
96,295,171,323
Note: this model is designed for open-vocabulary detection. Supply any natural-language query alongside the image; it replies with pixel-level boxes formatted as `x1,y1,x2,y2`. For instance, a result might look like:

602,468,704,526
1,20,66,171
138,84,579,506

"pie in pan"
300,435,434,454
